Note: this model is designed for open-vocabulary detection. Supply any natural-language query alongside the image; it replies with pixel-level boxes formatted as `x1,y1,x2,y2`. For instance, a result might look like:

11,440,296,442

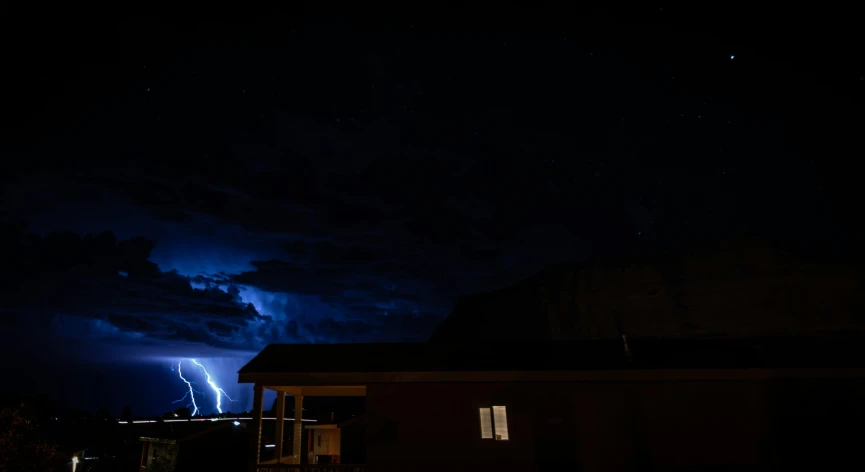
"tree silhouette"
0,406,59,472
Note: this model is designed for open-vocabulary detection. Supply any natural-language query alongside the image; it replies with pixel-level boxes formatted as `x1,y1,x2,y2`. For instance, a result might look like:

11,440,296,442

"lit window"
478,406,509,440
492,406,509,440
479,408,493,439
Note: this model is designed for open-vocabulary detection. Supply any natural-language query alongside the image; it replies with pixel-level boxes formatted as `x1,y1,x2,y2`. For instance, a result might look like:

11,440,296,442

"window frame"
475,401,511,443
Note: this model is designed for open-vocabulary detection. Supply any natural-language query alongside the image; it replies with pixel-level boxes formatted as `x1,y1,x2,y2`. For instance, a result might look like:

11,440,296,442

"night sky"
1,6,862,416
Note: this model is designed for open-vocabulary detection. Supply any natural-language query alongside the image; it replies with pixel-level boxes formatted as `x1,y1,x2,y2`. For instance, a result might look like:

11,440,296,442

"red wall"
364,377,865,471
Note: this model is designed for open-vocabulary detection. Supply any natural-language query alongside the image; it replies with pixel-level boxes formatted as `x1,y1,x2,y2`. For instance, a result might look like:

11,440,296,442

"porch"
255,466,365,472
249,385,366,472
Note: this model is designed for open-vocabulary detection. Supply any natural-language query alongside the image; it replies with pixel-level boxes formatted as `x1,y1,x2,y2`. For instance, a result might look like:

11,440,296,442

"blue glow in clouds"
191,359,235,414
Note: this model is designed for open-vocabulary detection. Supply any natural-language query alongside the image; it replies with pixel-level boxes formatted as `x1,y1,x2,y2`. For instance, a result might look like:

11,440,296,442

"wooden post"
292,393,303,463
139,441,148,469
274,390,286,462
249,384,264,472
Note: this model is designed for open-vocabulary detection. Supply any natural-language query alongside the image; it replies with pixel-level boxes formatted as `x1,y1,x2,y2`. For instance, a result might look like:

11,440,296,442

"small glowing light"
265,444,275,448
730,55,735,60
72,455,79,472
233,421,241,426
174,413,178,417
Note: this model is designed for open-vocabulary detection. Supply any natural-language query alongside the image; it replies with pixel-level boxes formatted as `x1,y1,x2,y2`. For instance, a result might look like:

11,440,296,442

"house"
239,239,865,471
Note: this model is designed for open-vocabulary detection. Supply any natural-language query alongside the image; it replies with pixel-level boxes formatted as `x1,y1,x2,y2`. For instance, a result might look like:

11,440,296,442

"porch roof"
238,336,865,384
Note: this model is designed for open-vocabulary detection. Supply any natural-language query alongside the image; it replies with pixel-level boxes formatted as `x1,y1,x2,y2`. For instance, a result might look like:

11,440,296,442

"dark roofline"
238,335,865,379
442,237,859,317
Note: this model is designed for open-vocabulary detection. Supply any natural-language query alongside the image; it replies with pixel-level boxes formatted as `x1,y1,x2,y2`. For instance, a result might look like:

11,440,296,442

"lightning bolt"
191,359,234,414
175,361,200,416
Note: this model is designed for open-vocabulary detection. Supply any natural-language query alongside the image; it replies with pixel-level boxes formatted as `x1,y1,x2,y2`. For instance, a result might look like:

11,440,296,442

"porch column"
274,390,286,462
249,384,264,472
292,393,303,463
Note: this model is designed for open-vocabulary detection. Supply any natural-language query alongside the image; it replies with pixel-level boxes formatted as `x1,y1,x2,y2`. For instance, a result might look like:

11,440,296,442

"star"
730,55,735,60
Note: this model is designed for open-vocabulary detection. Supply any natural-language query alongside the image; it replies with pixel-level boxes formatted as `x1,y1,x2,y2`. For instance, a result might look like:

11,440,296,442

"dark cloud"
0,222,265,352
0,220,450,358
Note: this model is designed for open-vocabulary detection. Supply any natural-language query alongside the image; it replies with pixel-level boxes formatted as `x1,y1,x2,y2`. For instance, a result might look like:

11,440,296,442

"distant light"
72,455,79,472
174,413,178,417
118,421,128,424
261,417,317,422
265,444,275,448
233,421,240,426
730,55,735,60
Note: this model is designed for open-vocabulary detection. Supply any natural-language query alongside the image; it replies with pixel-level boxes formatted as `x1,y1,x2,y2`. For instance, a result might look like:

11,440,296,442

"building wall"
365,377,865,471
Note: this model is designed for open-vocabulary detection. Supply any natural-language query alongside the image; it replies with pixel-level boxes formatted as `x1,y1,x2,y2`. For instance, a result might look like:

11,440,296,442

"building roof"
238,335,865,380
430,238,865,343
239,238,865,384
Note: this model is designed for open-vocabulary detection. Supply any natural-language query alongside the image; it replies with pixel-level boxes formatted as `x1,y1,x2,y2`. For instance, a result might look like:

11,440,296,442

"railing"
255,465,365,472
